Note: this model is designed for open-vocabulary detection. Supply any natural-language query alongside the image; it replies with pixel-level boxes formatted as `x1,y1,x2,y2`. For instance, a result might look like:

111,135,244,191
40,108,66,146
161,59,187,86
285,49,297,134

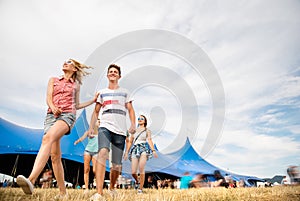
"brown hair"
140,115,147,127
107,64,121,76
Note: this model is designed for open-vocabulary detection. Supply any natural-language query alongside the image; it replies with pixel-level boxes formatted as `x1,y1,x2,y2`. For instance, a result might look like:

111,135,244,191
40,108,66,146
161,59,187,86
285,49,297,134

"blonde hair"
70,59,93,85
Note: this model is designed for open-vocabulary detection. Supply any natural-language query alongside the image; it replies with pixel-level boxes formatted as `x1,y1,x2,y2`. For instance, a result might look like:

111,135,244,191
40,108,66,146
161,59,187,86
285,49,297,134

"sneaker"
134,183,140,190
108,189,117,198
89,193,105,201
53,193,69,200
137,189,143,194
16,175,34,194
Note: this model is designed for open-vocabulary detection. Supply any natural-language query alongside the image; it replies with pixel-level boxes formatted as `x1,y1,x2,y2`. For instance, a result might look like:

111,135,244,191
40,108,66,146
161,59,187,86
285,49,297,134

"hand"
153,151,158,158
88,134,95,138
93,92,100,102
87,128,94,136
128,125,136,134
74,138,81,145
123,152,128,161
51,106,62,117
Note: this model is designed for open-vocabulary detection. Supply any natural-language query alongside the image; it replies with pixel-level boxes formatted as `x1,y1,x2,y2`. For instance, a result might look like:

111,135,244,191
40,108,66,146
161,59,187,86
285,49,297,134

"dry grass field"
0,186,299,201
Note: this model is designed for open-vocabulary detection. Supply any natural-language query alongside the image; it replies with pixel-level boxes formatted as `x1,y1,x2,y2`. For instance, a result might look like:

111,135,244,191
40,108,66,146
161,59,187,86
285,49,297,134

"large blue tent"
0,110,262,186
0,110,89,160
0,110,90,184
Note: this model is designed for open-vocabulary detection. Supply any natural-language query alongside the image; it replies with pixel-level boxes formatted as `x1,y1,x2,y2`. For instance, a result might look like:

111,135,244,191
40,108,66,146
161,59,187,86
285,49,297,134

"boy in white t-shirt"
88,64,136,199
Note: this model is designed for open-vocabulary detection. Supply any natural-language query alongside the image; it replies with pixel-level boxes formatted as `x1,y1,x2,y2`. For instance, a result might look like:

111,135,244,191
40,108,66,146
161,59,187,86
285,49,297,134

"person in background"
174,179,181,189
2,179,8,188
281,176,290,185
16,59,98,199
210,170,228,188
287,165,300,185
190,173,209,188
40,169,53,188
74,119,100,193
180,172,193,189
124,115,158,194
146,175,156,189
236,179,245,188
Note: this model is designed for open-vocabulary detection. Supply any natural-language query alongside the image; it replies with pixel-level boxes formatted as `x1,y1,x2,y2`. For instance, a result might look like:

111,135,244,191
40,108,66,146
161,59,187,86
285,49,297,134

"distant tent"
0,110,263,186
121,138,263,186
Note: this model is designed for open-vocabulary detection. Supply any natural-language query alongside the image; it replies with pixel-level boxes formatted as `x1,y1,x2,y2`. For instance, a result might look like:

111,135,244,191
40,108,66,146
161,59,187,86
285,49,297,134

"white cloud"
204,129,300,177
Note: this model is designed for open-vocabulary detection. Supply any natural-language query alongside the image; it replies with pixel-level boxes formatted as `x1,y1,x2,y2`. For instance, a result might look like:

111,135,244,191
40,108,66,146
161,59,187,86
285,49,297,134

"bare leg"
110,164,121,190
28,121,68,184
83,154,92,189
138,154,147,190
91,155,97,187
51,138,67,195
95,148,109,195
131,158,139,183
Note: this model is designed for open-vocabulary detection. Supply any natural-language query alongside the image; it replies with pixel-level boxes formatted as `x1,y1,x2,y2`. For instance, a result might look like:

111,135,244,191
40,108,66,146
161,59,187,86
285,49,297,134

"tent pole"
62,159,68,182
46,159,52,170
76,166,80,188
11,154,20,186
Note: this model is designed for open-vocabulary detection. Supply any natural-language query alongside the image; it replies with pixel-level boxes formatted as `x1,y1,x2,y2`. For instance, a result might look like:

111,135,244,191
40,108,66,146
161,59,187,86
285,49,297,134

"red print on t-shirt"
103,100,119,106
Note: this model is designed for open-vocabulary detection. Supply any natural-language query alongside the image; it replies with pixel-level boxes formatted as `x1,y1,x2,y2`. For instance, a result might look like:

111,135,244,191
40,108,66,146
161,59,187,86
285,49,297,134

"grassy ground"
0,186,299,201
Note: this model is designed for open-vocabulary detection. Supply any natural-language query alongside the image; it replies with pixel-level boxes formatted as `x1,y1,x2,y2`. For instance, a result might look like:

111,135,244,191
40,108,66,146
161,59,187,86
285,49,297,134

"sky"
1,0,300,178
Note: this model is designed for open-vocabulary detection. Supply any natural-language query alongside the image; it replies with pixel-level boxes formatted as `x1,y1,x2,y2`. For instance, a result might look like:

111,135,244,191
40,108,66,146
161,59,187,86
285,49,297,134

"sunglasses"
65,60,74,65
138,117,145,121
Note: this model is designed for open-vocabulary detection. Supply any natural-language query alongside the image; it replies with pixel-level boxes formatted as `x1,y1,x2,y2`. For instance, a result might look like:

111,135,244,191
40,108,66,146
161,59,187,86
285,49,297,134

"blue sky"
0,0,299,178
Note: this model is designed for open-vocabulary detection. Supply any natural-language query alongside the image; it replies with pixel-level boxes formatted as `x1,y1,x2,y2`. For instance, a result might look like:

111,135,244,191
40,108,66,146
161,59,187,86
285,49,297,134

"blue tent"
0,110,262,186
0,110,89,160
0,110,91,184
121,138,263,186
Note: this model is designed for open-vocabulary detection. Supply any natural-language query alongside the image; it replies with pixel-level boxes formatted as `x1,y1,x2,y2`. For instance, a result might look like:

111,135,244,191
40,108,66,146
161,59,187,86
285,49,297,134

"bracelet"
152,150,156,152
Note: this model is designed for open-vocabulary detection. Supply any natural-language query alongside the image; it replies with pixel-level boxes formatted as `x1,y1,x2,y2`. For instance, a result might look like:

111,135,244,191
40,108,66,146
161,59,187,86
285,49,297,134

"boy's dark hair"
108,64,121,75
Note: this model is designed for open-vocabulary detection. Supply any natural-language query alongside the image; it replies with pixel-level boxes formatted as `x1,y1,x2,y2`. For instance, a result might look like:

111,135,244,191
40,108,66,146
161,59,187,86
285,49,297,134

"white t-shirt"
97,87,133,136
132,127,151,145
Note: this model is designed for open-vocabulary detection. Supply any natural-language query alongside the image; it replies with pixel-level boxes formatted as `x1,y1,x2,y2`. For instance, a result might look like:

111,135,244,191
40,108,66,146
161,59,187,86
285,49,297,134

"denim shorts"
98,127,126,165
129,143,153,161
44,113,76,135
84,150,98,157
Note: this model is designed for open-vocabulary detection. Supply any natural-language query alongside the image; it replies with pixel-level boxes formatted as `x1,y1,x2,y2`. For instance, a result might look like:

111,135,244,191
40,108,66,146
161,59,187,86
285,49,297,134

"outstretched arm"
74,131,88,145
75,85,99,110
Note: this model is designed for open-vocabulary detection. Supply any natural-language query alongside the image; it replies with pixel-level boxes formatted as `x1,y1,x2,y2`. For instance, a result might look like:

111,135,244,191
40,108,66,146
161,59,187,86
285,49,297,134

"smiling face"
107,66,121,82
